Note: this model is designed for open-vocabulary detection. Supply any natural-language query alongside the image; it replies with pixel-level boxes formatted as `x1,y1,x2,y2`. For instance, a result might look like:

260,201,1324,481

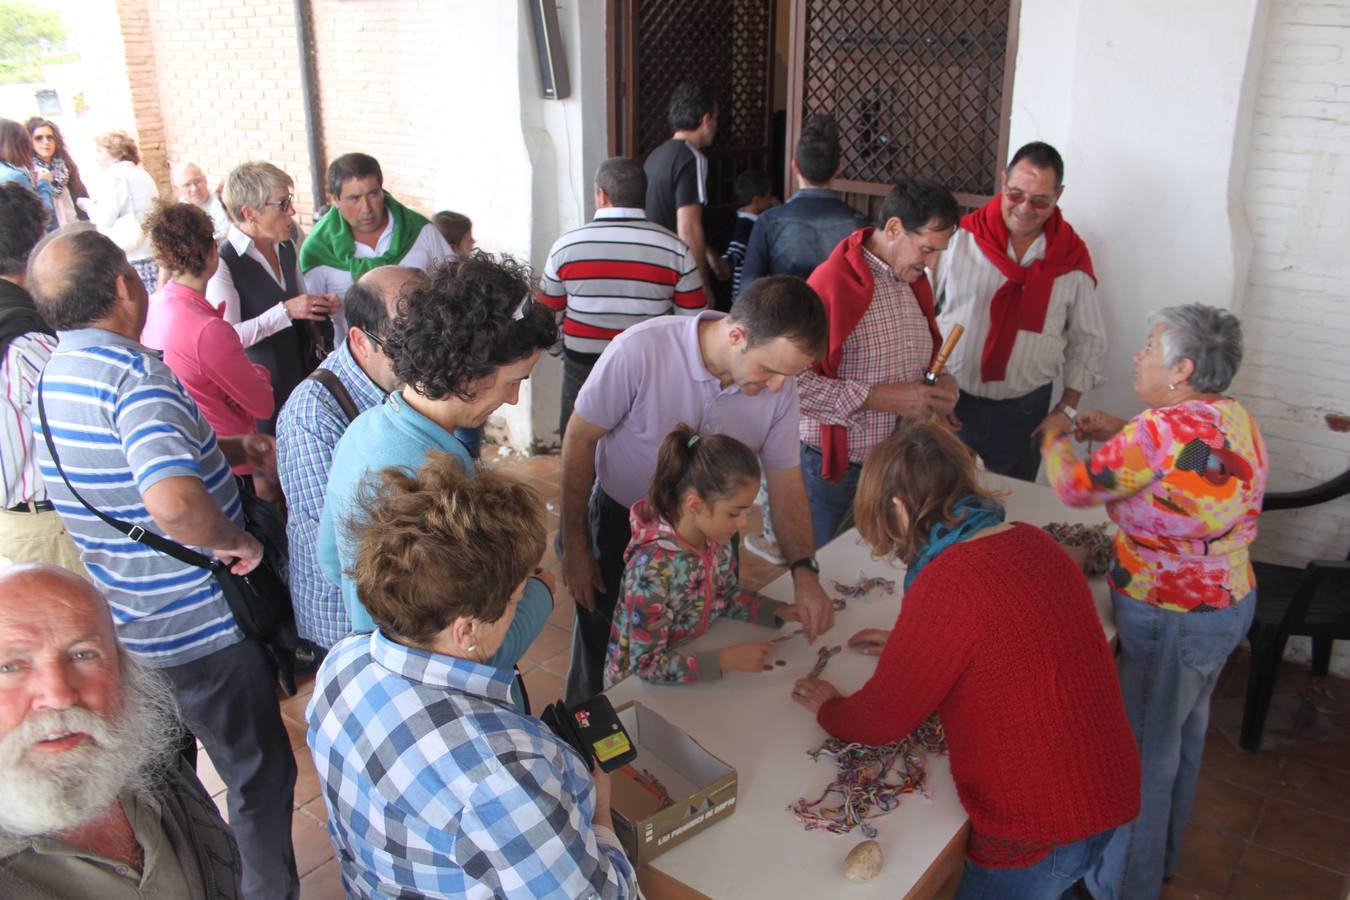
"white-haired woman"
205,161,338,434
77,131,159,293
1041,304,1268,900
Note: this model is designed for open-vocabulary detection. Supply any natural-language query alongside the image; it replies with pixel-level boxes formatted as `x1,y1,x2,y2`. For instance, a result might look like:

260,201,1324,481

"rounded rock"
843,839,883,882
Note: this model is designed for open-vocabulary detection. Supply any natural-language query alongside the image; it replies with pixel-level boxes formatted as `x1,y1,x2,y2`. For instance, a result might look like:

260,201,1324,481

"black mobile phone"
539,694,637,773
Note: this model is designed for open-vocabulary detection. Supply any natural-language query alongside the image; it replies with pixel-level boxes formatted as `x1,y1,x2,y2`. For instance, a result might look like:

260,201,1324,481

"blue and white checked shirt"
307,631,638,899
275,342,385,648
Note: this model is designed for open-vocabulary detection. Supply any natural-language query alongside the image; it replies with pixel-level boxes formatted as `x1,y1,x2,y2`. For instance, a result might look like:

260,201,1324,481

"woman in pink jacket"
141,201,274,481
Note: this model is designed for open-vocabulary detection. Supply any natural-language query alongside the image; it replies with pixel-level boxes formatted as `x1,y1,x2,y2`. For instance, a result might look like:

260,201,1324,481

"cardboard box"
609,702,738,866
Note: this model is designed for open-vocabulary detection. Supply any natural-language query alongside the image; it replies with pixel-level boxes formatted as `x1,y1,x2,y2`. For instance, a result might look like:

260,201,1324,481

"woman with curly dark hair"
315,254,558,705
140,201,274,479
25,118,88,227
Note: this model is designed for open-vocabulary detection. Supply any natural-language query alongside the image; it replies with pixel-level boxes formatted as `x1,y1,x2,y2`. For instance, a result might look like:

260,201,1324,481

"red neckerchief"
806,228,940,483
962,197,1096,383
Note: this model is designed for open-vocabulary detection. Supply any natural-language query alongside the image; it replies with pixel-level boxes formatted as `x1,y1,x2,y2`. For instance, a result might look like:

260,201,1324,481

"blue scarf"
903,495,1007,590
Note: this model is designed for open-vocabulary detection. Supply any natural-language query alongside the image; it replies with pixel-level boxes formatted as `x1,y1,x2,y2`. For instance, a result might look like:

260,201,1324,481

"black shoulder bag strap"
37,374,219,572
306,367,360,423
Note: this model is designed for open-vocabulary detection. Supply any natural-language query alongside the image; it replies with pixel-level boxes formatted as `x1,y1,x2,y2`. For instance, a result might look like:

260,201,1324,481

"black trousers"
162,639,300,900
954,382,1055,482
559,352,597,438
564,485,631,703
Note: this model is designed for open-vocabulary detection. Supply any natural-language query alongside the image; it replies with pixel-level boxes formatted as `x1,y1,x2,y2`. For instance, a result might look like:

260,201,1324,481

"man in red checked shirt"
798,179,963,549
537,156,705,439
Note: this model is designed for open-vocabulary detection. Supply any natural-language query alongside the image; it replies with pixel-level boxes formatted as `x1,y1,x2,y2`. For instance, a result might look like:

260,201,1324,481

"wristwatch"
1057,404,1078,425
788,557,820,576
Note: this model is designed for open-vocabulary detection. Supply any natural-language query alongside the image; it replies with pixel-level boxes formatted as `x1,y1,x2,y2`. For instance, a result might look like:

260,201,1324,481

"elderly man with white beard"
0,564,243,899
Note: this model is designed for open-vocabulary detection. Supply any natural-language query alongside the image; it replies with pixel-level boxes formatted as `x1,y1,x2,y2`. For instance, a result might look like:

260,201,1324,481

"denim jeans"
955,382,1054,481
957,828,1113,900
1086,590,1257,900
800,443,861,550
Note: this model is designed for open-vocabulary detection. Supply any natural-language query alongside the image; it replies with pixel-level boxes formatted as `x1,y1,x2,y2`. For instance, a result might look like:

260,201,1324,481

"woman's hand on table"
1073,409,1127,443
720,642,771,673
847,628,891,656
791,676,840,713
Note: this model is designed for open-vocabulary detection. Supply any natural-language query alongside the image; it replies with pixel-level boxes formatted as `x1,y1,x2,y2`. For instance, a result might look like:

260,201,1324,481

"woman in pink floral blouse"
1040,304,1267,900
603,425,800,688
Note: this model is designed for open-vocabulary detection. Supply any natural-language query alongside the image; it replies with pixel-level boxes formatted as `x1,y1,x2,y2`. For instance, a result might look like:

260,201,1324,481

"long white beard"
0,655,182,838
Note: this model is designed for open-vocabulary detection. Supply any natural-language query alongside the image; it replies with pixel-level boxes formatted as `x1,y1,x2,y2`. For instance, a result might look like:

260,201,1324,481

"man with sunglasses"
275,265,425,656
934,141,1104,481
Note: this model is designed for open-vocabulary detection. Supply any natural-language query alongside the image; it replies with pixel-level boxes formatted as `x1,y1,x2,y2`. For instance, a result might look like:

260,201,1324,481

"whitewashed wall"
1233,0,1350,674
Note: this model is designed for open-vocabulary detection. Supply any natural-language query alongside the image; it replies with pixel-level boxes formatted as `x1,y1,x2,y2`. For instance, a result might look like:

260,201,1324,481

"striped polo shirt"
537,207,704,357
33,328,243,668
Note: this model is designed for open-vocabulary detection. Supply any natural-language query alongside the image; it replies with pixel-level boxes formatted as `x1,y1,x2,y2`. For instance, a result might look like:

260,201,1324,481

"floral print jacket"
1043,398,1267,612
603,499,785,688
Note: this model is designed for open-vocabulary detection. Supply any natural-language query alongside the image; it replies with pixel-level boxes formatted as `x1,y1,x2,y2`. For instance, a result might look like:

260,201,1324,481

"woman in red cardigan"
792,421,1139,899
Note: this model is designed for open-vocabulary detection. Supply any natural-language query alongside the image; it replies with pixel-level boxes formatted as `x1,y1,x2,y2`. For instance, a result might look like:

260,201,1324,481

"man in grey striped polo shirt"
538,156,705,438
28,227,299,900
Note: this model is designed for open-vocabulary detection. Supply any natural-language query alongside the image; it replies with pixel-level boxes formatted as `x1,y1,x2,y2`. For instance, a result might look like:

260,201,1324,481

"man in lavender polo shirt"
560,275,836,701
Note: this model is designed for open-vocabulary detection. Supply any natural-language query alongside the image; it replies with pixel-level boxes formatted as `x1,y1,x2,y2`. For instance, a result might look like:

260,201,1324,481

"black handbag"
38,378,300,695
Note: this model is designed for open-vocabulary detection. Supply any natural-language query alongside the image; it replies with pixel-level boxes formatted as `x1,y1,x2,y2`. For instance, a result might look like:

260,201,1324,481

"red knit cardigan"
818,523,1140,867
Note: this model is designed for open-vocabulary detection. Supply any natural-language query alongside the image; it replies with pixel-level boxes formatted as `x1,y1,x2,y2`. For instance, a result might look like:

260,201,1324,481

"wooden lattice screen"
609,0,776,241
787,0,1018,211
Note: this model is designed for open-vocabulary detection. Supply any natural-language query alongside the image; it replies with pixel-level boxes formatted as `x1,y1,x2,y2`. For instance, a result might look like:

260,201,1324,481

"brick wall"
307,0,450,218
1234,0,1350,571
115,0,170,197
138,0,316,219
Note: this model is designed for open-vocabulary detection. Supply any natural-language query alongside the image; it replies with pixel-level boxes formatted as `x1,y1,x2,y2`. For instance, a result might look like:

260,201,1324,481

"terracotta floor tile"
1253,798,1350,873
521,622,573,668
548,599,577,629
1200,729,1284,795
301,795,329,823
1272,757,1350,819
1188,772,1266,838
292,808,336,878
1170,821,1244,895
1159,883,1225,900
299,857,346,900
293,748,323,807
1228,843,1345,900
280,711,310,752
1285,738,1350,774
278,681,316,720
539,649,572,677
523,667,566,710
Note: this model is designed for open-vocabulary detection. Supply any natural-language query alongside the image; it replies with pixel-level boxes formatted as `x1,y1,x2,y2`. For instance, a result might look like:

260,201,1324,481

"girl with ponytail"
602,424,800,688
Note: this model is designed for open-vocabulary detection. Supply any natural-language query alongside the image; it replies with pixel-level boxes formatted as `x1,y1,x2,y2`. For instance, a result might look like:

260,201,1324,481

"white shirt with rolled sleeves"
205,225,313,347
934,228,1106,400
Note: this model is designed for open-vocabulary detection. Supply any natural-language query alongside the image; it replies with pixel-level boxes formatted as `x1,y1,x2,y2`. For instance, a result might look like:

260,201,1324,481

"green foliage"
0,1,67,85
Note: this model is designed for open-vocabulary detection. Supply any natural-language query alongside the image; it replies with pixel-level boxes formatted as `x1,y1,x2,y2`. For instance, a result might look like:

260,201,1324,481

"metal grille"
634,0,772,161
800,0,1011,197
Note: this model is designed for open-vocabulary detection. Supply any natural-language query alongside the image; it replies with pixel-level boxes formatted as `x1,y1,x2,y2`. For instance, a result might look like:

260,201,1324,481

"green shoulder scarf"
299,191,431,278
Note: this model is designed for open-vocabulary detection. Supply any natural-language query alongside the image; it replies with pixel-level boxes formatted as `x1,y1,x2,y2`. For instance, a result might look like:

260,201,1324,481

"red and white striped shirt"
537,207,704,357
799,248,933,464
1,331,56,506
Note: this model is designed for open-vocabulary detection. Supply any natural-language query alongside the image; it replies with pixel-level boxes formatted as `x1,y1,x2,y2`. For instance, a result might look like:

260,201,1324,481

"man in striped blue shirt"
28,227,299,900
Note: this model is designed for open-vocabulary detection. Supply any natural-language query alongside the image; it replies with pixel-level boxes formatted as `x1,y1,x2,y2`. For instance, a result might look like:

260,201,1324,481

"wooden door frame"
784,0,1022,207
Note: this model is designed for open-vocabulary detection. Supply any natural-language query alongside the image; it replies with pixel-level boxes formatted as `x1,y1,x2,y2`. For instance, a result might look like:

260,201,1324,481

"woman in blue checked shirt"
306,452,639,899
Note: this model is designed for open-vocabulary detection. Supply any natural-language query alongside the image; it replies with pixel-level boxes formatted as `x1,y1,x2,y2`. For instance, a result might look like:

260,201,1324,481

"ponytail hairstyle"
649,424,761,526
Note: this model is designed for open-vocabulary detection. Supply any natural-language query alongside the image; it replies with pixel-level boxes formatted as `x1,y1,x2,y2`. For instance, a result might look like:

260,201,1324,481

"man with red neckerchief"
798,179,962,549
934,141,1105,481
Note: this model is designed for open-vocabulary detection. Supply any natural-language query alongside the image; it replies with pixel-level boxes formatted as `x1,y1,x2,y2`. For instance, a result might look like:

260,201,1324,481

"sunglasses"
1002,187,1056,211
263,193,296,212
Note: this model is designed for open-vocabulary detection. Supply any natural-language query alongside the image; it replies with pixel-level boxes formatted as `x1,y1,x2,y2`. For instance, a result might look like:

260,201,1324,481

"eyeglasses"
1002,187,1057,211
32,134,56,142
263,193,295,212
361,329,385,348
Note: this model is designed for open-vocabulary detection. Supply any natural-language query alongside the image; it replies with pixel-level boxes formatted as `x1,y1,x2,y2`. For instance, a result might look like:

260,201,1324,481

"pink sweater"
143,282,273,457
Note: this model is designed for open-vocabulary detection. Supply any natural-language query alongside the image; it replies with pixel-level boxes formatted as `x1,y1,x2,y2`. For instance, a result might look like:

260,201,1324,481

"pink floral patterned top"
1043,398,1267,612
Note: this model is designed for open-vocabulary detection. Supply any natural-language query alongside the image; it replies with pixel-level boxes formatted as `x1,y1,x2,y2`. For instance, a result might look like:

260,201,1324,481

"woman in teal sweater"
318,254,559,708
